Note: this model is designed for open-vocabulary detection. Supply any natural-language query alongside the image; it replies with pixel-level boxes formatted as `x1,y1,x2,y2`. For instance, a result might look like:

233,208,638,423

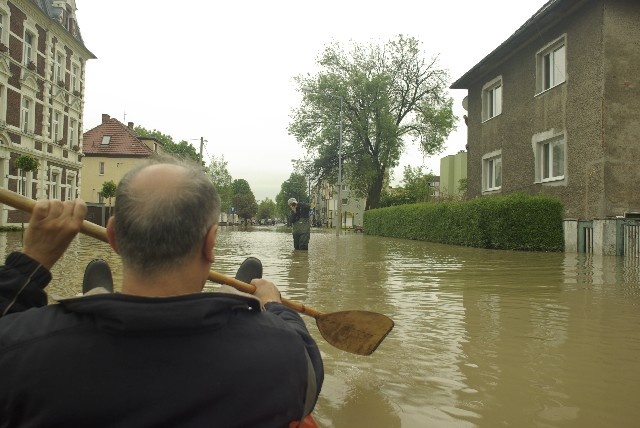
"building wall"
0,0,93,225
602,0,640,215
440,151,467,196
80,156,144,204
465,0,619,219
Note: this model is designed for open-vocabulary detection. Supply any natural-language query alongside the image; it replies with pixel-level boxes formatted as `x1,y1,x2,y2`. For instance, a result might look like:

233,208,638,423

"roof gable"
450,0,588,89
82,118,153,157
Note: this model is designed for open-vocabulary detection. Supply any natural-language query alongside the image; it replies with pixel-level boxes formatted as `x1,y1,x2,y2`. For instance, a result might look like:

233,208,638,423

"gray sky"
76,0,545,201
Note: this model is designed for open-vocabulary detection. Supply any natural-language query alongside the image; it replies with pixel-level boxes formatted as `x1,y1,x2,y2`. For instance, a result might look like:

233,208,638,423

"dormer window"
101,136,111,145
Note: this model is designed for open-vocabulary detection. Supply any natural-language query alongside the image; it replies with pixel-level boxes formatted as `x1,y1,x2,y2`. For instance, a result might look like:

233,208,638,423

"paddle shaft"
0,188,322,318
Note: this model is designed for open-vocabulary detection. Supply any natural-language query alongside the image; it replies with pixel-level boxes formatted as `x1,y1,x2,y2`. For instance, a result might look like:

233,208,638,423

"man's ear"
106,217,119,254
203,224,218,263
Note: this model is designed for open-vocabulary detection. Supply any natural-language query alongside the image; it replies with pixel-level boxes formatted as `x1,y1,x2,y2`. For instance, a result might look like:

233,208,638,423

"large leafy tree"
275,173,308,219
207,154,233,215
289,35,456,210
134,126,200,163
232,179,258,221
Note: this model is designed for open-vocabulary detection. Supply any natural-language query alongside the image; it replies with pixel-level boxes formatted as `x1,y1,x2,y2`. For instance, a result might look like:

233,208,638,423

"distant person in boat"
288,197,311,250
0,155,323,428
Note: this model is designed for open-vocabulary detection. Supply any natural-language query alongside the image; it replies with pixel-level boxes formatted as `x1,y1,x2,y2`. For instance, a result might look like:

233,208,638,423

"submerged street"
3,227,639,427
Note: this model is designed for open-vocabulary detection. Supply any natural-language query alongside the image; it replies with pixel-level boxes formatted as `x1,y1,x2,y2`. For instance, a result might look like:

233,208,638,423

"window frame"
23,30,34,66
482,150,502,193
50,171,59,200
537,135,565,183
54,50,64,84
71,63,79,91
51,110,61,142
536,36,566,94
0,11,6,46
68,117,76,147
99,161,105,175
21,97,32,133
482,76,503,122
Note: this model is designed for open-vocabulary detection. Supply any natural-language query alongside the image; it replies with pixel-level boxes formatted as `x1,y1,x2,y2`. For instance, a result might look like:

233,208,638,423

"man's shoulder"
0,304,81,350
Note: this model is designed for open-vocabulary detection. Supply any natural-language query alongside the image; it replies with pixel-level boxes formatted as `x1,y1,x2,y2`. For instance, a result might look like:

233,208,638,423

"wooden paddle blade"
316,311,394,356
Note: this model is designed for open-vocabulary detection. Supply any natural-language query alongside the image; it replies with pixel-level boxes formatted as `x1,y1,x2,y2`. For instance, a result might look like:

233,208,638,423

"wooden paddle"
0,188,394,355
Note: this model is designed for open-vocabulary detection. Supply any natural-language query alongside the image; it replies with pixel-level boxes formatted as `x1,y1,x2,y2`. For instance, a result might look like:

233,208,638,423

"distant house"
311,180,366,229
440,151,467,197
81,114,162,205
427,175,440,198
451,0,640,220
0,0,94,225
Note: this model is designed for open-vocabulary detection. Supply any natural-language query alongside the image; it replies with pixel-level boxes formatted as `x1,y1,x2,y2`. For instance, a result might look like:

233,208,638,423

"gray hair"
113,155,220,275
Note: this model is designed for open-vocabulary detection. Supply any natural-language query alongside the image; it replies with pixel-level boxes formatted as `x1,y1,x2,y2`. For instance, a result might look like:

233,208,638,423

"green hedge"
363,193,564,251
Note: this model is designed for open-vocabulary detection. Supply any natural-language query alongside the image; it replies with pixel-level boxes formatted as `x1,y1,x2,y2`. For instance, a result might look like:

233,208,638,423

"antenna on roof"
123,110,126,122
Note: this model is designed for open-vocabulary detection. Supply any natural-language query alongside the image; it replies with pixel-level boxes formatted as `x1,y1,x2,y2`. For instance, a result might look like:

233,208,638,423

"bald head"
132,164,189,193
112,156,220,276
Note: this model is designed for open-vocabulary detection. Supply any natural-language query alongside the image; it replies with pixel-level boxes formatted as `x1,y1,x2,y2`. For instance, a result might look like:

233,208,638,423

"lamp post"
190,137,208,166
302,88,343,236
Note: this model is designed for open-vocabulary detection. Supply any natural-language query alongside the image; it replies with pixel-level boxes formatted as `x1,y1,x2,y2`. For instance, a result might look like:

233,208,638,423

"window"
482,77,502,121
0,13,5,45
537,136,565,182
23,31,34,65
21,97,31,133
68,118,76,146
55,51,64,84
71,64,79,91
0,84,6,123
537,37,566,93
483,152,502,192
66,176,76,200
51,111,60,142
99,162,105,175
50,171,59,199
101,135,111,145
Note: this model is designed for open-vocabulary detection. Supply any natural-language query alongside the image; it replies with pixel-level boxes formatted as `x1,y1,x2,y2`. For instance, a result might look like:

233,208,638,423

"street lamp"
302,87,343,236
190,137,208,165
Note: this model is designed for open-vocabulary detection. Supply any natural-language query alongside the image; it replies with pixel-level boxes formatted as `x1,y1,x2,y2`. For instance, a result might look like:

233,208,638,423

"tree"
402,165,432,203
275,173,308,219
15,155,39,196
134,126,200,163
100,180,117,217
206,154,233,215
289,35,456,210
257,198,277,223
231,179,257,222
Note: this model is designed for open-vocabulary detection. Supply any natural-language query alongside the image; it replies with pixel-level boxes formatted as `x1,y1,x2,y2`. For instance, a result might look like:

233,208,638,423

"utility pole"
199,137,204,165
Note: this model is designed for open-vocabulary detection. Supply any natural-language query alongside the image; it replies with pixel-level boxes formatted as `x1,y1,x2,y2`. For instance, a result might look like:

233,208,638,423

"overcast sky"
75,0,545,201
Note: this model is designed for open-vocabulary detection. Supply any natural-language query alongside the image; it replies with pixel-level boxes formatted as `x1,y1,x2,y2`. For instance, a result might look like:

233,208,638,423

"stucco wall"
602,0,640,215
465,1,628,219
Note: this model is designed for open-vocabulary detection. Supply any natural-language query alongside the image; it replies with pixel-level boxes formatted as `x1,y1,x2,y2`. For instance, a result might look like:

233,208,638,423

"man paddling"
0,155,323,427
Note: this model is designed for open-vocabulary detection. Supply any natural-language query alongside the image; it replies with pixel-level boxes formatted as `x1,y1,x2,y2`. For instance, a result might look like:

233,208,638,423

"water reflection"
2,226,640,427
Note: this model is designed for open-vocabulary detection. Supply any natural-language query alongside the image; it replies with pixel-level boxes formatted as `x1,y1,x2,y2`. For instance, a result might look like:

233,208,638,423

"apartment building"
0,0,94,225
451,0,640,220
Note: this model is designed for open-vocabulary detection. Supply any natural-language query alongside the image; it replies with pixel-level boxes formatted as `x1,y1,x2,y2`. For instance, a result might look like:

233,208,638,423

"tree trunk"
366,168,385,210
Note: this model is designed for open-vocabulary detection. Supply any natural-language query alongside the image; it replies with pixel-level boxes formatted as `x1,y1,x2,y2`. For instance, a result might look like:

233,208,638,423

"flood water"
2,226,640,428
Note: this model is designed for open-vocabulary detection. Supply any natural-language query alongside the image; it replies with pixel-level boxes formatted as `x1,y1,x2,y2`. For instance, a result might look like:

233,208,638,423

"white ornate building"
0,0,94,225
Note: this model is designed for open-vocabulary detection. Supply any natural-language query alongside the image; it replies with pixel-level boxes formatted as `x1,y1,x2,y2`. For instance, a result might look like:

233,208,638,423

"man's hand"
22,199,87,270
252,278,282,305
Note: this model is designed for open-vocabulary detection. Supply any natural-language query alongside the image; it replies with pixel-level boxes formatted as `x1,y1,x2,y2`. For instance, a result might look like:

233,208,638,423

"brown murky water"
2,227,639,427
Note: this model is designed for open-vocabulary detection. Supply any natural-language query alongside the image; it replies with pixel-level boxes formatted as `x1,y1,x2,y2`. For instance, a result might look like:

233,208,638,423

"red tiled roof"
82,117,152,157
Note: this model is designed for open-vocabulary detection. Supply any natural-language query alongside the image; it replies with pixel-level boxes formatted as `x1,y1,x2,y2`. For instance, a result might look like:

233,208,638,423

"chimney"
102,114,110,124
128,121,134,129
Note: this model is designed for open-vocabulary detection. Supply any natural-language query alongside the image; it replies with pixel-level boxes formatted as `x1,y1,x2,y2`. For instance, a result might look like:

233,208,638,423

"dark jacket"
289,203,310,225
0,252,323,428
